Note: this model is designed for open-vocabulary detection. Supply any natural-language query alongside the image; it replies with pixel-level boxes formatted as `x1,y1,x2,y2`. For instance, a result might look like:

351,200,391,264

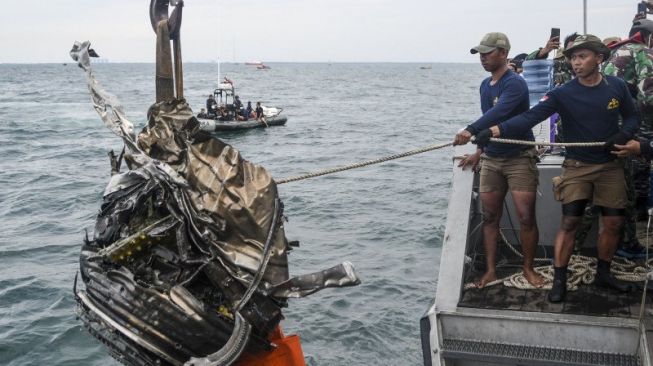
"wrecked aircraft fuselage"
70,1,359,365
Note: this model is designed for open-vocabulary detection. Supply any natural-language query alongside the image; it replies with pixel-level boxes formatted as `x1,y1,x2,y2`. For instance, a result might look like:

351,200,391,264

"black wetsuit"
206,98,217,116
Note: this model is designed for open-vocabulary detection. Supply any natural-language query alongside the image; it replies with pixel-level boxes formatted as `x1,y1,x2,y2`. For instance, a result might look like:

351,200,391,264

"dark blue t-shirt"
498,75,639,163
467,69,532,158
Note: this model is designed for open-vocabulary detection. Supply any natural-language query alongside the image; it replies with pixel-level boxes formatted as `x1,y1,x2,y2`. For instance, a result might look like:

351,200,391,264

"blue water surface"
0,62,484,365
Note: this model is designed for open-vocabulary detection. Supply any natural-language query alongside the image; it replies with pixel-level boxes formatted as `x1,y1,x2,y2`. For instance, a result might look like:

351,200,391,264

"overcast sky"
0,0,639,63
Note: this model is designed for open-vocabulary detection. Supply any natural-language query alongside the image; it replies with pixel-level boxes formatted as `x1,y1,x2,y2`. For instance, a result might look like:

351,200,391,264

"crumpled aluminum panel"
70,39,360,365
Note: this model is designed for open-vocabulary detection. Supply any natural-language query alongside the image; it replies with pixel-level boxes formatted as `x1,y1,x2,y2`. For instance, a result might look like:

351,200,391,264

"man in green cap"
465,34,640,303
453,32,544,289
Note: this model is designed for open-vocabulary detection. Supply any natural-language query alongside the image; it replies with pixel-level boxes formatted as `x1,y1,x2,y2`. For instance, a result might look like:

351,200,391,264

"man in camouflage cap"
603,18,653,256
454,32,544,289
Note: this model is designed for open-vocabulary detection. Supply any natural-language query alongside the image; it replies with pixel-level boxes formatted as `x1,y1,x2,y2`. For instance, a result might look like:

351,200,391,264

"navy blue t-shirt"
498,75,639,164
467,69,533,158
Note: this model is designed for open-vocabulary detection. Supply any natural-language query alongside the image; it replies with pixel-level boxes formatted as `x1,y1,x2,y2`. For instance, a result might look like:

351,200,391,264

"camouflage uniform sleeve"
553,59,573,86
633,48,653,115
525,49,543,61
603,60,618,77
603,45,635,79
603,45,651,126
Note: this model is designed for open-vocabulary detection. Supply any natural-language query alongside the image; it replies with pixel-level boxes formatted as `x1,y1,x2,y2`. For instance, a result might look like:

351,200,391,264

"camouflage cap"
554,47,565,59
562,34,611,60
602,36,621,47
470,32,511,54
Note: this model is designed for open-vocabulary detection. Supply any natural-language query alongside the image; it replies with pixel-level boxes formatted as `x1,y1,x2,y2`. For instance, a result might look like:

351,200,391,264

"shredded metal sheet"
72,3,359,362
71,40,360,301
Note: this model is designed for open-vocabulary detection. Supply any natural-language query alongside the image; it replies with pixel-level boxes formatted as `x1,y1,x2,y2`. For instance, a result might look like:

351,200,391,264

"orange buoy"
235,327,306,366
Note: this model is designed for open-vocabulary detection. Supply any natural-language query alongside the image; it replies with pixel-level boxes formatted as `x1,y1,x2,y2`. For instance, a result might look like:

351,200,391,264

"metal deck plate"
442,338,640,366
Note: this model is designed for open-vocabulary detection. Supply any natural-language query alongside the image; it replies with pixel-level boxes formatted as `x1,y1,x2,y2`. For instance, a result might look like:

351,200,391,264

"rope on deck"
463,230,653,291
463,255,653,291
275,138,606,185
462,255,596,291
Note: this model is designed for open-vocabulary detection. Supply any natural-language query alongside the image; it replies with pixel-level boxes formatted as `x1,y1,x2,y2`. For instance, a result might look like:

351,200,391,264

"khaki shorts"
479,148,539,193
552,159,627,208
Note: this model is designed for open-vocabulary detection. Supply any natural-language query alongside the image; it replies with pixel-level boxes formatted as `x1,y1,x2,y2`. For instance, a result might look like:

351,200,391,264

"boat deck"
460,166,652,319
424,151,653,365
459,266,650,318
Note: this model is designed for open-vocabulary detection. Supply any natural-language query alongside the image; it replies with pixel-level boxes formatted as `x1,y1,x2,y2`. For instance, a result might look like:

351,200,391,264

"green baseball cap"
470,32,511,54
562,34,611,60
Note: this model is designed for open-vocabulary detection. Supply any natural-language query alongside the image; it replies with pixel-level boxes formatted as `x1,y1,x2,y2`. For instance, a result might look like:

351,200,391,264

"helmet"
630,19,653,39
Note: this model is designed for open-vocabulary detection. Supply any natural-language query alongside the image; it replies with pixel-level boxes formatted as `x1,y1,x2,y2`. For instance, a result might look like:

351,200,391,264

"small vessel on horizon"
245,61,271,70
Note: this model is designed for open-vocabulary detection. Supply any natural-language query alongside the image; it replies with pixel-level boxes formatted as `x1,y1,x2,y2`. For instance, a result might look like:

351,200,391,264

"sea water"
0,62,484,365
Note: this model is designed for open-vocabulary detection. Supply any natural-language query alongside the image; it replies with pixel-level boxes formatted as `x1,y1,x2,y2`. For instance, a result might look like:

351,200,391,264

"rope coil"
463,253,653,291
463,229,653,291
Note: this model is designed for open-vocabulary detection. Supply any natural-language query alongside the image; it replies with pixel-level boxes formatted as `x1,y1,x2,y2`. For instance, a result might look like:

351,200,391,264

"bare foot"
523,268,545,288
474,271,497,289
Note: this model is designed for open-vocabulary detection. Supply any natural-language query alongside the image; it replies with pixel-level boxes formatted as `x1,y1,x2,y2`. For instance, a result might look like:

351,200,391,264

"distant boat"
245,61,271,70
420,66,432,70
199,116,287,131
199,80,287,131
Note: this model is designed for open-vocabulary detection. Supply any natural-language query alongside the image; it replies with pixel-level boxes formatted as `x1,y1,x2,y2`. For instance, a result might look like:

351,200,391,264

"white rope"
275,134,643,290
487,137,605,148
464,237,653,290
463,255,596,291
276,138,606,185
499,229,550,263
276,141,453,184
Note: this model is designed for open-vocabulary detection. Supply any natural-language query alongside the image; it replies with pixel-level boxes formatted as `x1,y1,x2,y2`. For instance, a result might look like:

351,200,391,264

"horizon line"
1,60,480,65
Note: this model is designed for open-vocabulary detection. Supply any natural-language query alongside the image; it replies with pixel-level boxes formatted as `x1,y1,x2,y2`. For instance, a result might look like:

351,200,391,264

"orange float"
235,327,306,366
